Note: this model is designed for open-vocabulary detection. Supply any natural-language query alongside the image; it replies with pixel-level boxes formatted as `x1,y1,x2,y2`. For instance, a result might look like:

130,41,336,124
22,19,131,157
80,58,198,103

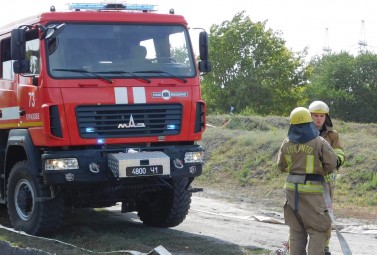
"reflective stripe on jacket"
284,181,323,193
277,136,338,194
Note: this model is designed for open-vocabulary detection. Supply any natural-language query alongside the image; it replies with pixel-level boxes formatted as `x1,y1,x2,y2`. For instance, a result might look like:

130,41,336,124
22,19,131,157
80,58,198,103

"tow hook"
187,187,203,193
173,158,184,169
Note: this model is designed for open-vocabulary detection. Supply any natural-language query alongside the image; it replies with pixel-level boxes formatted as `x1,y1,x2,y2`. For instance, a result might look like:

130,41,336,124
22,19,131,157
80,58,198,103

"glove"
336,157,342,169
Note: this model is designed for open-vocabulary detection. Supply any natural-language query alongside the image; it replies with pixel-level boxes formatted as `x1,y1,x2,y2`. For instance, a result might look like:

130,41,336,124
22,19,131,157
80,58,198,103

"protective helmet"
290,107,312,125
308,101,329,114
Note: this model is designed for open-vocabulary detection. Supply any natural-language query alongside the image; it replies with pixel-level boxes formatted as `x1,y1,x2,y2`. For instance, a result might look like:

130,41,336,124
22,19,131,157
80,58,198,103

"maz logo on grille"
117,115,146,128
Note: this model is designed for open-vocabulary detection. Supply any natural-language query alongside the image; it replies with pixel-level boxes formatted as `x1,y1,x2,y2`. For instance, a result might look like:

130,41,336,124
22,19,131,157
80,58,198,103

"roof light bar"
68,2,157,12
125,4,157,11
69,3,106,10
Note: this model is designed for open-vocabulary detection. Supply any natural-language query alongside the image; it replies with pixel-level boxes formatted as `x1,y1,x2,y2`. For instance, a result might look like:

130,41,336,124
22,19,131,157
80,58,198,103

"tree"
307,52,377,122
306,52,355,120
201,11,309,115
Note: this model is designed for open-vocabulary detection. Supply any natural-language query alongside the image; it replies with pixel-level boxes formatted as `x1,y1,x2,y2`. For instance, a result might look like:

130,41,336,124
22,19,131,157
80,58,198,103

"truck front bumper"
41,145,203,185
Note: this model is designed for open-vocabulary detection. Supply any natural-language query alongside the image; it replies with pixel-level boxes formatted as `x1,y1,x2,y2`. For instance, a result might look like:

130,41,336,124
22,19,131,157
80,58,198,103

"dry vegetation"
199,115,377,221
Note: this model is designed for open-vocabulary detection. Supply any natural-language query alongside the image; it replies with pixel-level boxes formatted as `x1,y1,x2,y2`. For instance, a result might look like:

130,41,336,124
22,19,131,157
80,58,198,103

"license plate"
126,165,163,176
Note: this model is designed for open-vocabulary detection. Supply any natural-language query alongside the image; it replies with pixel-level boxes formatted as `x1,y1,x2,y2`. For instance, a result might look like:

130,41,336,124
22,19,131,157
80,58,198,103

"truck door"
17,30,42,128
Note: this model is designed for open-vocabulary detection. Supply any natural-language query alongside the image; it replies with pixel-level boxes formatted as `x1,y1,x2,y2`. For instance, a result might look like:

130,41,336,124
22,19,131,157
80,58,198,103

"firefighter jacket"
278,123,338,194
320,124,345,168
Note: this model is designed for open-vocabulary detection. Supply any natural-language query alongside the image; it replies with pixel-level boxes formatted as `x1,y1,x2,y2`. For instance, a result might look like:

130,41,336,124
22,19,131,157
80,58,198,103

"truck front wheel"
7,161,64,235
137,177,192,228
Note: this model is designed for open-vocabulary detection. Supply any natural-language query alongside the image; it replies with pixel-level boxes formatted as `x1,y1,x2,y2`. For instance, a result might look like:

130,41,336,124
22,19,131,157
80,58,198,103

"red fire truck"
0,2,211,235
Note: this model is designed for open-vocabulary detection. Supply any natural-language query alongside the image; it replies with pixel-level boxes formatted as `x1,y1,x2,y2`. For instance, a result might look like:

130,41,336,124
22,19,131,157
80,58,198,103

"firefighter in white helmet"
308,100,345,255
308,101,345,169
278,107,338,255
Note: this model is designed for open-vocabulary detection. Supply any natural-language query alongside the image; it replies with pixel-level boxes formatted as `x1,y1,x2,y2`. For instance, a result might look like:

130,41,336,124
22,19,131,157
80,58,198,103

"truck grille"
76,104,182,138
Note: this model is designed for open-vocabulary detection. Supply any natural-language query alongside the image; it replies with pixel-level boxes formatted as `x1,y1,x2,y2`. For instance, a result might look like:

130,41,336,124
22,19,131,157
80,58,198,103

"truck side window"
25,35,40,75
0,37,13,80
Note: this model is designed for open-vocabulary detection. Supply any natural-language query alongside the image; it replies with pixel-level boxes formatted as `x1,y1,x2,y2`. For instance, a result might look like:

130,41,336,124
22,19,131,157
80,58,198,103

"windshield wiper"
53,68,113,84
133,70,187,83
98,71,151,84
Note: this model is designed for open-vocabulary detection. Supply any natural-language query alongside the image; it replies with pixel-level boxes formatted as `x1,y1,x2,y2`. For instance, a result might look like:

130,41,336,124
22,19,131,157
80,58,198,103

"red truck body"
0,3,210,235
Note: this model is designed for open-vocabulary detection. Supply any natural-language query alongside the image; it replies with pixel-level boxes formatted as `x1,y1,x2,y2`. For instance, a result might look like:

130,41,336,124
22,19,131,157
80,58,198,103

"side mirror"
13,60,30,73
199,60,212,73
199,31,209,61
11,29,26,60
198,31,212,73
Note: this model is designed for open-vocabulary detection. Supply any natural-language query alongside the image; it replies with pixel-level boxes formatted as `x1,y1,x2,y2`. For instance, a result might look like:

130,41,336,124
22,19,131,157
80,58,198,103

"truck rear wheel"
138,177,191,228
7,161,64,235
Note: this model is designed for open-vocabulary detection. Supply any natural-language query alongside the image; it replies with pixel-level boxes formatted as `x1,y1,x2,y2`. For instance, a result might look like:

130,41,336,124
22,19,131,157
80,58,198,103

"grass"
200,115,377,221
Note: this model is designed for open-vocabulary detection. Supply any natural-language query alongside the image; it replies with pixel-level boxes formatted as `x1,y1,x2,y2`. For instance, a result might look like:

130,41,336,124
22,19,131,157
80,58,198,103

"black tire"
7,161,64,235
137,177,192,228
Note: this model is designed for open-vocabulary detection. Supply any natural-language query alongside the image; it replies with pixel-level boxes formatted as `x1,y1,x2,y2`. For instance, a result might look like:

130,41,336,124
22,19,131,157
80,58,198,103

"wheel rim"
14,179,35,221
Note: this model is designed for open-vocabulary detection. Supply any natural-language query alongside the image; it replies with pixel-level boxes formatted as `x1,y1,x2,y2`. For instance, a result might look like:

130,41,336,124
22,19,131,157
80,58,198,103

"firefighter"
309,100,345,255
308,100,345,169
277,107,338,255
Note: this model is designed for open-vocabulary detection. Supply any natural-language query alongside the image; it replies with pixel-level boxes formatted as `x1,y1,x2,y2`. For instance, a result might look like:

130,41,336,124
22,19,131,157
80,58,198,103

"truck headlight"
184,151,204,163
45,158,79,170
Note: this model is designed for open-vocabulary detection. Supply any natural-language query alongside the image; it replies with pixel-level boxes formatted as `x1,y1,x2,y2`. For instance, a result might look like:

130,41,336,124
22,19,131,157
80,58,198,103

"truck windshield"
47,23,196,79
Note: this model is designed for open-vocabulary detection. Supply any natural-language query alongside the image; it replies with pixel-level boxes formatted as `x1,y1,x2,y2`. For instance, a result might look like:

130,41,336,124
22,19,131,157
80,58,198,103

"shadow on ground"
0,205,269,255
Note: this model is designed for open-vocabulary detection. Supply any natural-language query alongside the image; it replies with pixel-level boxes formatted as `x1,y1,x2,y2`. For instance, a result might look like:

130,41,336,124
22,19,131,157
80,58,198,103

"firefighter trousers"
284,190,331,255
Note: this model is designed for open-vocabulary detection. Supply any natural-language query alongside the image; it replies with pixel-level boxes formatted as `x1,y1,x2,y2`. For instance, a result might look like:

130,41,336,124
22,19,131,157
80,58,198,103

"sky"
1,0,377,58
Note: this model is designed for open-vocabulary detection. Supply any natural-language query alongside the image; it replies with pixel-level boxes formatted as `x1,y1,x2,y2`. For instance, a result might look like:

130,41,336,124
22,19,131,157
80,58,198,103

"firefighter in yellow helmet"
308,100,345,255
309,101,345,169
277,107,338,255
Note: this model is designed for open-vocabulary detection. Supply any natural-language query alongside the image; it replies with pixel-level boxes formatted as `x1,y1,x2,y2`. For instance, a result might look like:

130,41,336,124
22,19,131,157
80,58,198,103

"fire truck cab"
0,2,210,235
